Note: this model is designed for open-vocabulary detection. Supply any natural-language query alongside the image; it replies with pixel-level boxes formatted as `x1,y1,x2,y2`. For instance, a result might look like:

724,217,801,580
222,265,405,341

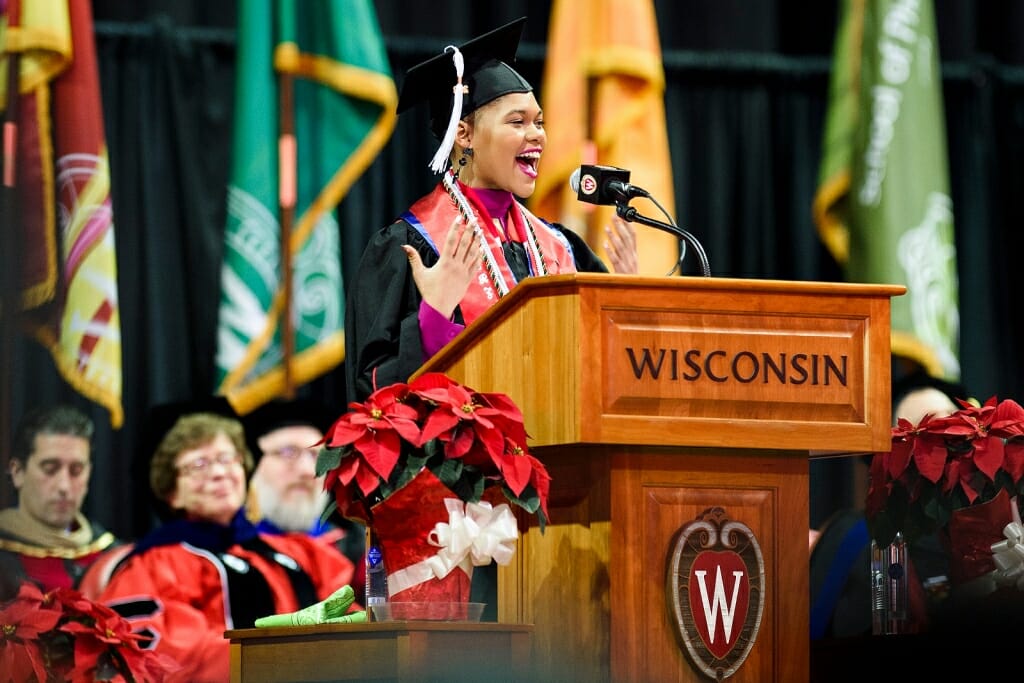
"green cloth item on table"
254,585,367,627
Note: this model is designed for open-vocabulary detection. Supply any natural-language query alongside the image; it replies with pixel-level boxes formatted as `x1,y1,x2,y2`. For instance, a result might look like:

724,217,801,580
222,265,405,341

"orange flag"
530,0,678,275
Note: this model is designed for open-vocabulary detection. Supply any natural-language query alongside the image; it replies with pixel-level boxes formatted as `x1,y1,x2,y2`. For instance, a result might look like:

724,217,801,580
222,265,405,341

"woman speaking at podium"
344,17,637,402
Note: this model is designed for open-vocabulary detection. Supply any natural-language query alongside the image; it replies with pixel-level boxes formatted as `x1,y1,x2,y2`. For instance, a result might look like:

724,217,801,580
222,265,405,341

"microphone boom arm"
615,203,711,277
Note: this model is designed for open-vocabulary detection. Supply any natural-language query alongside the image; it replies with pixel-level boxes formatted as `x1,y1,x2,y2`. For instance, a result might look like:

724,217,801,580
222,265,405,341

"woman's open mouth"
516,151,540,179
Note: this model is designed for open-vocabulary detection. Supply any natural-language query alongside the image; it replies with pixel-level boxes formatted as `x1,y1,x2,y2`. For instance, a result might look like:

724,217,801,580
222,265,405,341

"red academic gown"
99,527,355,683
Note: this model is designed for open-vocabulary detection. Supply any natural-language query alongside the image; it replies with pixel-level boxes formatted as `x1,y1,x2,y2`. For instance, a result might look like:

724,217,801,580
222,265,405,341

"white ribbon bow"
990,521,1024,591
386,499,519,597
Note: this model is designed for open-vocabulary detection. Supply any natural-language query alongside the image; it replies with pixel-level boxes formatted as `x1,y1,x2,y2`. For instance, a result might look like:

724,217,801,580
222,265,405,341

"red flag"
4,0,123,427
3,0,70,308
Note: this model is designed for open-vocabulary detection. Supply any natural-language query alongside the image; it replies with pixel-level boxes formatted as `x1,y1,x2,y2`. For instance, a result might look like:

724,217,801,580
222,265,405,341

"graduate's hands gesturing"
604,215,638,274
403,217,481,319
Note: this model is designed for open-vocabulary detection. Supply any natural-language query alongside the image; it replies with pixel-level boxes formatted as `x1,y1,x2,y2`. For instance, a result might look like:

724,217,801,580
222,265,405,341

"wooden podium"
413,273,904,683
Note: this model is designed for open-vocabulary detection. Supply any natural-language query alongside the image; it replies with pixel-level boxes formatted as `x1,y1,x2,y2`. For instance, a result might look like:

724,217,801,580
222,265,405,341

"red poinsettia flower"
1,583,63,683
324,382,422,496
912,417,956,484
54,593,149,683
887,417,917,481
475,392,529,457
495,438,551,520
868,395,1024,544
1,583,175,683
926,396,1015,484
320,372,552,531
495,437,534,497
412,373,525,468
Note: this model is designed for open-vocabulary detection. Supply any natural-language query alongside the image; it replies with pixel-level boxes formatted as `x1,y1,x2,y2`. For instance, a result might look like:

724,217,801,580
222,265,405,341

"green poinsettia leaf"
470,476,485,502
502,483,539,513
423,437,445,462
920,490,941,521
444,468,484,503
316,447,344,477
93,653,121,681
385,444,428,494
377,480,395,500
435,457,464,491
319,499,339,528
403,451,430,476
501,483,548,533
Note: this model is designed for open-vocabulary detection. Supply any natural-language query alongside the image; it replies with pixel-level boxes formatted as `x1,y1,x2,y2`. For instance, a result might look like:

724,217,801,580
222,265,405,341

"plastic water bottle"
365,529,388,620
871,532,908,635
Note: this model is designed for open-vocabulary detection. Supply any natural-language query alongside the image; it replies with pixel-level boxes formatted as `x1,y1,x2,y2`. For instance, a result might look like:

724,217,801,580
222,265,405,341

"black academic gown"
344,217,608,403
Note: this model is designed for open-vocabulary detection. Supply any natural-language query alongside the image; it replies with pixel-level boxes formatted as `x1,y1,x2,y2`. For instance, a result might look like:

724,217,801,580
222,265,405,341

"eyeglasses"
264,446,319,463
176,451,243,478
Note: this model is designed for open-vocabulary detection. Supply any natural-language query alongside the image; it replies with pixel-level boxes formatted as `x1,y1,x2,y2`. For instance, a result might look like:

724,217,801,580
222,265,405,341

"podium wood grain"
414,274,902,682
226,622,533,683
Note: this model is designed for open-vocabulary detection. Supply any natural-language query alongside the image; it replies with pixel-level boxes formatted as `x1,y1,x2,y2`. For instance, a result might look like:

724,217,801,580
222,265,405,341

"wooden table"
227,622,534,683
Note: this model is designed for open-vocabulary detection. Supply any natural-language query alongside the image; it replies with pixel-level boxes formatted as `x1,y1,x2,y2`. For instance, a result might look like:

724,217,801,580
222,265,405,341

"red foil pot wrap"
370,469,472,603
942,488,1016,585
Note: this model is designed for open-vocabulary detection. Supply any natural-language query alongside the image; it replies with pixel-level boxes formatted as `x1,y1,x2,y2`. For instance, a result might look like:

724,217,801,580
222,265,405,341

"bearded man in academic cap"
244,399,365,598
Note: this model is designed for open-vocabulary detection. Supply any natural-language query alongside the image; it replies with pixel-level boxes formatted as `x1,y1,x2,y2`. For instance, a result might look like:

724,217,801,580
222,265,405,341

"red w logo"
689,551,750,659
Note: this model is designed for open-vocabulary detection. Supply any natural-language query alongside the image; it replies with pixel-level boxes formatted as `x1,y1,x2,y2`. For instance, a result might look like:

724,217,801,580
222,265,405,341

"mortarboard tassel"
429,46,466,174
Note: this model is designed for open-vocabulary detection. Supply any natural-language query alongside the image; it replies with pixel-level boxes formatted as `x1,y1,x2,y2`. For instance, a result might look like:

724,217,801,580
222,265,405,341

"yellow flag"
530,0,678,275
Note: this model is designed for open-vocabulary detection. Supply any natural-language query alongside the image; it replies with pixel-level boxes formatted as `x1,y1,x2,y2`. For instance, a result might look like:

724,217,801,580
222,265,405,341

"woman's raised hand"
402,216,481,318
605,215,638,274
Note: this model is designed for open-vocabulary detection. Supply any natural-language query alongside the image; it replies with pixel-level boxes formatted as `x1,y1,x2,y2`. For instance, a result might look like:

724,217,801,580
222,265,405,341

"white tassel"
429,46,465,174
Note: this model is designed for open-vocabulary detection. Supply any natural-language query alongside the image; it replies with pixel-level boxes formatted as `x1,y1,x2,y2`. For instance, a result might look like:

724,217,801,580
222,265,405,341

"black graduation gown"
343,217,608,402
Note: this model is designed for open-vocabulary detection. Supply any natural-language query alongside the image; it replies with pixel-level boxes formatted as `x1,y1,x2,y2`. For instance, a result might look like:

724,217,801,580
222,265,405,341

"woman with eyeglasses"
97,411,356,682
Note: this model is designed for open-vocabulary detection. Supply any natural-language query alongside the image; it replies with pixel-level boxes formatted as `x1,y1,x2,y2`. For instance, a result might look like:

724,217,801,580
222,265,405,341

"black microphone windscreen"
573,164,631,205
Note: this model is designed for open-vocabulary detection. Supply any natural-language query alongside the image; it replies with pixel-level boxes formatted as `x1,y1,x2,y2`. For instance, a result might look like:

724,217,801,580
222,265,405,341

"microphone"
569,164,712,277
569,164,650,206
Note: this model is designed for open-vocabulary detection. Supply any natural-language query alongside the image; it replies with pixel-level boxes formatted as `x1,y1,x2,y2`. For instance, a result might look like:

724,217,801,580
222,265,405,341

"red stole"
404,183,578,325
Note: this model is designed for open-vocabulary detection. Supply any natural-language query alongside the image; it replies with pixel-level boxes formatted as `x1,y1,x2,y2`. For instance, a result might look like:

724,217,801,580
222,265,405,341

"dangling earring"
454,147,472,178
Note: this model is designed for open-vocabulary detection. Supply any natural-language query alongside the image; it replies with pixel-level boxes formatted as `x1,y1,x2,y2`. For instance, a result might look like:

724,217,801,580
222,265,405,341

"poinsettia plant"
316,372,551,530
866,396,1024,545
0,582,176,683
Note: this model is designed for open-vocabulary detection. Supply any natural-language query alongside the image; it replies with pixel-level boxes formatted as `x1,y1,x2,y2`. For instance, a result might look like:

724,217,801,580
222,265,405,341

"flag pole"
278,68,296,399
0,0,23,507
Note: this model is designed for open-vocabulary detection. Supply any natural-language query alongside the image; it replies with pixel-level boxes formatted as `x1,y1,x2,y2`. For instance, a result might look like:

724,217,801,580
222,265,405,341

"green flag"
813,0,959,380
216,0,396,413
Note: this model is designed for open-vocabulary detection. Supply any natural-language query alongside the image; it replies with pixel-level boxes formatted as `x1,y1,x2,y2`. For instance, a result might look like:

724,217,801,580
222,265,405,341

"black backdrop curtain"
4,1,1024,537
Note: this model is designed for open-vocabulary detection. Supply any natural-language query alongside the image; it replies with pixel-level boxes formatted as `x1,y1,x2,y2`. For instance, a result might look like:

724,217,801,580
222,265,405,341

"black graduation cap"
145,396,240,457
397,17,533,149
241,398,338,464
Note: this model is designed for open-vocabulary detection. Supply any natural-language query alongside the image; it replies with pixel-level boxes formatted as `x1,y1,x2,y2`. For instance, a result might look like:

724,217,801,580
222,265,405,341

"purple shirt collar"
466,185,514,237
